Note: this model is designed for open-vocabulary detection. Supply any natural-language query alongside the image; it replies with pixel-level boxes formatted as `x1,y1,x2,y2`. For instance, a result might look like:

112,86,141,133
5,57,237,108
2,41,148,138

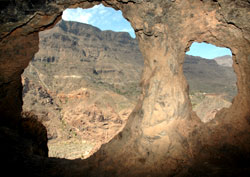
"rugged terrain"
22,20,142,159
22,20,237,159
1,1,250,176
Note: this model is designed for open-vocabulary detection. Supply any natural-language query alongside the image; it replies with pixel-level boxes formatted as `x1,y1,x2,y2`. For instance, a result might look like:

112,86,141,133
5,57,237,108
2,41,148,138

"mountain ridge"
22,20,237,159
214,55,233,67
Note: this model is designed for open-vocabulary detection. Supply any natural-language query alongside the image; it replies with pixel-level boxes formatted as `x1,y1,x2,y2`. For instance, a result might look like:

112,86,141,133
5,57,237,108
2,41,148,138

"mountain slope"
214,55,233,67
22,20,237,159
184,55,237,101
32,20,143,98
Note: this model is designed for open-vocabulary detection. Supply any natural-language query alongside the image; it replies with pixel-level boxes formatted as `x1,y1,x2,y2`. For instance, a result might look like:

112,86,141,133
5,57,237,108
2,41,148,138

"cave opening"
21,4,143,160
184,42,237,123
1,1,250,176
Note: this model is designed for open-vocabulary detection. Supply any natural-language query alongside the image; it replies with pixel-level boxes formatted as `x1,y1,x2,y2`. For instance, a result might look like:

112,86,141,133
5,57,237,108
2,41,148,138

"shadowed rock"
0,0,249,176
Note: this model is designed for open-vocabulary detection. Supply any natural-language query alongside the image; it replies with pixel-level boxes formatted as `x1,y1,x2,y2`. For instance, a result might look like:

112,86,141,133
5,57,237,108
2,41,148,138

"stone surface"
0,0,250,176
193,94,232,123
22,20,237,159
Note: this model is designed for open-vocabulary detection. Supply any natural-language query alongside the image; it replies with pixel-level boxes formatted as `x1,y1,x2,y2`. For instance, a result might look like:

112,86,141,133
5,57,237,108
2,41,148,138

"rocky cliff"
23,20,142,158
22,20,237,159
0,1,250,177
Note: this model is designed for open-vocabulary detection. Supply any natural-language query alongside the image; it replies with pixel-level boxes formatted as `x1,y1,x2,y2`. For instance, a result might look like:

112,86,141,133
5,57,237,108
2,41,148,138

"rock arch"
0,0,249,176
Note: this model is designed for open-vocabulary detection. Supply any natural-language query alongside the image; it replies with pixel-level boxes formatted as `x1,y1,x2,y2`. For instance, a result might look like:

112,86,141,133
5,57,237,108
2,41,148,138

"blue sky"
62,4,232,59
62,4,135,38
186,42,232,59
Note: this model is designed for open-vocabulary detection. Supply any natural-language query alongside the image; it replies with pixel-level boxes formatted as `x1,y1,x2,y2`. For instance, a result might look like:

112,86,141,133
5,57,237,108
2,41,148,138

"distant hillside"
25,20,237,101
22,20,237,159
22,20,143,159
214,55,233,67
29,20,143,99
184,55,237,101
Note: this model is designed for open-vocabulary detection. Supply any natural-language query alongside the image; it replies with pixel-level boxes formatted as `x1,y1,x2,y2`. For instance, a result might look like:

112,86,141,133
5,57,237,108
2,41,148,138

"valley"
22,20,237,159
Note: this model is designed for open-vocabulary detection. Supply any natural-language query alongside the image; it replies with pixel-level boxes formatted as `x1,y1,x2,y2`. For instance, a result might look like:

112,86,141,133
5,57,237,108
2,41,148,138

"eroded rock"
0,0,249,176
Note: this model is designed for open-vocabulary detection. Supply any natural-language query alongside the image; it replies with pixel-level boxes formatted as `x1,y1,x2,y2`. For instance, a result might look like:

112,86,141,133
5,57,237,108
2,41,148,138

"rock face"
22,20,237,159
193,94,232,123
0,1,250,177
34,20,143,96
22,20,142,158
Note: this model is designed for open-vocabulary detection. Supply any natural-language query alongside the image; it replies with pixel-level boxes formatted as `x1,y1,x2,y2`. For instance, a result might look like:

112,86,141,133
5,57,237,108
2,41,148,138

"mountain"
214,55,233,67
28,20,143,99
22,20,237,159
184,55,237,101
22,20,143,159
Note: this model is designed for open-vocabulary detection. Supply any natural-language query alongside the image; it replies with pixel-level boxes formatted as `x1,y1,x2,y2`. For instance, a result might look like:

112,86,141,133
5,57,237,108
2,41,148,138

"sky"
186,42,232,59
62,4,232,59
62,4,136,38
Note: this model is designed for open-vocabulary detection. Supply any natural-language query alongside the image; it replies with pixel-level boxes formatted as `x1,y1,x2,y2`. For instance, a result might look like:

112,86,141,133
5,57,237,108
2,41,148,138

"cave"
0,1,250,177
21,5,142,159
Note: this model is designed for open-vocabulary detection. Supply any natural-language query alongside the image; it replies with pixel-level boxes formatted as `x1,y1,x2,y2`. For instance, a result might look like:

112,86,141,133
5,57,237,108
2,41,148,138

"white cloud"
62,10,72,21
78,12,92,23
62,8,93,24
62,4,136,38
120,28,133,33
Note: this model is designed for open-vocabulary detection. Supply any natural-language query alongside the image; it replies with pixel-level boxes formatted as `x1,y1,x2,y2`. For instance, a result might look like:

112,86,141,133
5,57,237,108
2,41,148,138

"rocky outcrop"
26,20,143,98
193,94,232,123
0,0,250,177
22,20,141,159
21,20,237,159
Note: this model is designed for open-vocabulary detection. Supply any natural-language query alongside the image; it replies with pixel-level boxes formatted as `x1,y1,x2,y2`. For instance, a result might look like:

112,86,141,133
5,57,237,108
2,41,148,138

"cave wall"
0,0,249,176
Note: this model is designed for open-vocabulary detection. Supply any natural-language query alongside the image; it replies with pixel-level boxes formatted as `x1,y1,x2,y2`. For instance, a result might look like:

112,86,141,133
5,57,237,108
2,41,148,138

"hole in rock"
185,42,237,123
21,4,143,159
